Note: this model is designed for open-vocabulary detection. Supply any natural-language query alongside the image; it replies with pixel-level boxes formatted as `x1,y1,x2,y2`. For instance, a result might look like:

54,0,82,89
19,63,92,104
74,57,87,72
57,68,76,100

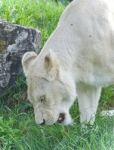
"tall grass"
0,0,64,45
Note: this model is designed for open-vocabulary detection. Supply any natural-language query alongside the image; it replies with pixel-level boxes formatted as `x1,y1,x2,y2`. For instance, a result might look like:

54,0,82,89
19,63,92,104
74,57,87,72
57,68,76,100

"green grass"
1,100,114,150
0,0,64,45
0,0,114,150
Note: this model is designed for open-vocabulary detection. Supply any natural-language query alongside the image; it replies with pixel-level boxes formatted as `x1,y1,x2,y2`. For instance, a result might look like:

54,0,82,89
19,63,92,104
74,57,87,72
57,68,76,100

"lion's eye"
40,95,46,103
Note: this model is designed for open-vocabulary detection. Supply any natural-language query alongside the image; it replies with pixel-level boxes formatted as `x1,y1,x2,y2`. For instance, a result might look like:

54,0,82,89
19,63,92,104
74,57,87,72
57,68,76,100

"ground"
0,0,114,149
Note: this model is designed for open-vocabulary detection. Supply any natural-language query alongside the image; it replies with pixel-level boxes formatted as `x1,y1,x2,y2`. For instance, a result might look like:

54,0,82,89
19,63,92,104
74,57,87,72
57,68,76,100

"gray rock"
0,21,41,94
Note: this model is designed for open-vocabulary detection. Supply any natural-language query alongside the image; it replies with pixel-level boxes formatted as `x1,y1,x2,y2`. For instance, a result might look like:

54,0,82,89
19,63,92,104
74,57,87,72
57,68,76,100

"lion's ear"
44,50,59,81
22,51,37,76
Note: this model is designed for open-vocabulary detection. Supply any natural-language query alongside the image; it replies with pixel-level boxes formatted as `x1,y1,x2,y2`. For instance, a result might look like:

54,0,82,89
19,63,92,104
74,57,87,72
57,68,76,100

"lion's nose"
40,119,45,125
57,113,65,123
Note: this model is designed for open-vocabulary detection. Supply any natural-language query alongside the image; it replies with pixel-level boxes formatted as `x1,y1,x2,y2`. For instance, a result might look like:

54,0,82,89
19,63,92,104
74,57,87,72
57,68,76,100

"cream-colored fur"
22,0,114,125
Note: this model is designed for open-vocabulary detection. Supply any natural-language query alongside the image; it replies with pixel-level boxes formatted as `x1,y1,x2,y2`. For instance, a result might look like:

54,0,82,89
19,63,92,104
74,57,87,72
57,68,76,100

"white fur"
22,0,114,125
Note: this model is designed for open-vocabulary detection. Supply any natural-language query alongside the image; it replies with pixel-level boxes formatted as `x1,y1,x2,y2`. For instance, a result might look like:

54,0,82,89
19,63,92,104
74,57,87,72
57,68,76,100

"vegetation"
0,0,114,149
0,0,64,45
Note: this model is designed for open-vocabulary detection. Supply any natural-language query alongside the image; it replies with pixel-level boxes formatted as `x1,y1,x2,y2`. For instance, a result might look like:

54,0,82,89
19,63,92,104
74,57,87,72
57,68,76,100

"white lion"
22,0,114,125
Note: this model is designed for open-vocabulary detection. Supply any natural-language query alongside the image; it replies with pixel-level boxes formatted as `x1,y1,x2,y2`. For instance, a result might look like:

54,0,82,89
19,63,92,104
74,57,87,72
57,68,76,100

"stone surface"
0,21,41,94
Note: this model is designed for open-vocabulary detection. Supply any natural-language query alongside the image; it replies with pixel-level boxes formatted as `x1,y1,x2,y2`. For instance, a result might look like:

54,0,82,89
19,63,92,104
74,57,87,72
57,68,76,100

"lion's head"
22,50,76,125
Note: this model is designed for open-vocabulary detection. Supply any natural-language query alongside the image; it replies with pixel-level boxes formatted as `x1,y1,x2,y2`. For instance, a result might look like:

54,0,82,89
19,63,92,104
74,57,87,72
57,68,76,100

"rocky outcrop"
0,21,41,94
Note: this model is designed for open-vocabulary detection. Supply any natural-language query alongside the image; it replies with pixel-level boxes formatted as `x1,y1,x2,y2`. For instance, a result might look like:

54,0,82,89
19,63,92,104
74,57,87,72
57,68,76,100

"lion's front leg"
76,83,102,125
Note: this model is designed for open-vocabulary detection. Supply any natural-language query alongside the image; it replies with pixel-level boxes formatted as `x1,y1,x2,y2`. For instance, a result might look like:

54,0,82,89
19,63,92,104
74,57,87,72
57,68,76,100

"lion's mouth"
57,113,65,123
